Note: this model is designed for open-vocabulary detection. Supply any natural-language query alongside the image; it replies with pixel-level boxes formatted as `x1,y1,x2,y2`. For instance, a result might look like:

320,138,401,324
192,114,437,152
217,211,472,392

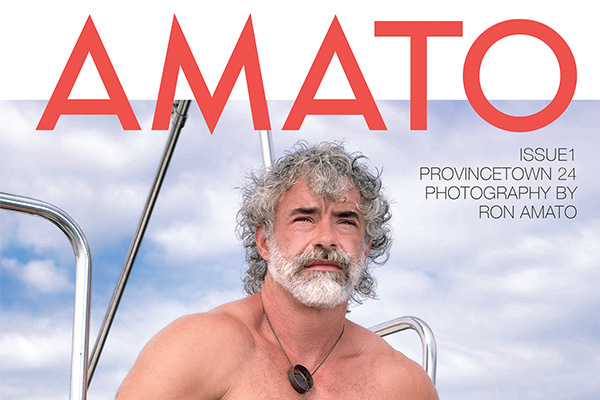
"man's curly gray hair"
236,141,392,305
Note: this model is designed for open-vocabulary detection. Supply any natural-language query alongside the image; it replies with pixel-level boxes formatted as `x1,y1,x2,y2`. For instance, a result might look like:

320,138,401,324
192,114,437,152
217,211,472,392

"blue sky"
1,100,599,399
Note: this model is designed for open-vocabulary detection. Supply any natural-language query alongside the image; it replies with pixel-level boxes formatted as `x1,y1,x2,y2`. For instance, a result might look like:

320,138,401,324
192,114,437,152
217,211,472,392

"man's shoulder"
116,296,261,400
177,296,258,334
148,296,257,346
347,322,439,399
167,309,251,347
157,295,265,364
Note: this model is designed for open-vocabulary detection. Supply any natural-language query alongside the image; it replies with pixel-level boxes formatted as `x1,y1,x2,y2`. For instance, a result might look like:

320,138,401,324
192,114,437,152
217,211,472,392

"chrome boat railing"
370,316,437,385
0,192,92,400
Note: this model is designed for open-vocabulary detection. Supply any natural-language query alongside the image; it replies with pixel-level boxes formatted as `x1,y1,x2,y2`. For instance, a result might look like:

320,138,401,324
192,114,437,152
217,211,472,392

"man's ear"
364,239,372,260
255,225,270,262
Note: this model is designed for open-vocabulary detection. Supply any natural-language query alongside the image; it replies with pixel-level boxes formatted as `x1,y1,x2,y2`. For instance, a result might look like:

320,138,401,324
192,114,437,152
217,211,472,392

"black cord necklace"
263,308,345,394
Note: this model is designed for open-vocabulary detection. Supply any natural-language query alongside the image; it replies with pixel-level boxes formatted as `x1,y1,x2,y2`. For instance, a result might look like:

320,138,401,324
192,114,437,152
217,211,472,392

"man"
116,142,438,399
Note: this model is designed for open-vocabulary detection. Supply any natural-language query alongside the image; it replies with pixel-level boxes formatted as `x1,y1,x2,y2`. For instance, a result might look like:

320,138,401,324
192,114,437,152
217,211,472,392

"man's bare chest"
218,348,390,400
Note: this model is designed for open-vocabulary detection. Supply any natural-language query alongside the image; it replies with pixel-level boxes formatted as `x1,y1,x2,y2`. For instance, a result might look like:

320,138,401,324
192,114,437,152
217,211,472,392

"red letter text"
283,16,386,130
463,19,577,132
37,16,140,130
152,15,270,133
375,21,463,130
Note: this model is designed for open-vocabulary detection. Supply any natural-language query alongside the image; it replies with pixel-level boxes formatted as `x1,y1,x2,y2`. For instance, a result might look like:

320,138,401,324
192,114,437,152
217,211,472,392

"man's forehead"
278,178,363,212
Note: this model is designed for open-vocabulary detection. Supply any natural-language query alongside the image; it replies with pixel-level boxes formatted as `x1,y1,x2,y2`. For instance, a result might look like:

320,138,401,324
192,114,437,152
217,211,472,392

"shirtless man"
116,142,438,399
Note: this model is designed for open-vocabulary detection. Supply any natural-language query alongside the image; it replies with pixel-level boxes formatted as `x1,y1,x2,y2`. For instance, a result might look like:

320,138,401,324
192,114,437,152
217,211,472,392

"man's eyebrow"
288,208,360,220
333,210,360,220
289,207,319,216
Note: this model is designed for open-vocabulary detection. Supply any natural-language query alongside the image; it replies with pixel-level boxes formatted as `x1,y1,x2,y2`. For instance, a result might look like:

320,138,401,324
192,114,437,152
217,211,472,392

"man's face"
263,177,371,308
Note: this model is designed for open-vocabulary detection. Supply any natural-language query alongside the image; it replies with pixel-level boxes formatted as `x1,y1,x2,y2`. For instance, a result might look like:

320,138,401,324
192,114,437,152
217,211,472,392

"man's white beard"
268,243,365,308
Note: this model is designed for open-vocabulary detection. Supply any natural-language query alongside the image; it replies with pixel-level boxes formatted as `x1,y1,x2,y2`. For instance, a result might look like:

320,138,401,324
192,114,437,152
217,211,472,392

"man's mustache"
292,247,353,277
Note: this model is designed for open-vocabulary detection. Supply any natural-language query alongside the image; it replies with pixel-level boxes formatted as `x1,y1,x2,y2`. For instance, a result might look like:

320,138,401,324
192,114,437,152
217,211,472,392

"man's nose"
312,220,338,249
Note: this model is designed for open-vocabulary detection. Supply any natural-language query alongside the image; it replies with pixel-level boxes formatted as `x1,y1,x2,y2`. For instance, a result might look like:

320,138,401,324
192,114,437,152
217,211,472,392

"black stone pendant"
287,364,314,393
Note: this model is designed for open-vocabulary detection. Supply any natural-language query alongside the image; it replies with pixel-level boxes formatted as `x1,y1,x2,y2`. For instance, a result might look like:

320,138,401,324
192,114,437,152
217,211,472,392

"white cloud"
0,321,72,370
150,184,239,262
2,258,73,294
0,309,80,400
21,259,72,294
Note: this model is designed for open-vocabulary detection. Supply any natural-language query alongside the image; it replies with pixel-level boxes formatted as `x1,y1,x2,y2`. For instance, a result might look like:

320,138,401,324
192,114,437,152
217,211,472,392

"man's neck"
259,273,349,368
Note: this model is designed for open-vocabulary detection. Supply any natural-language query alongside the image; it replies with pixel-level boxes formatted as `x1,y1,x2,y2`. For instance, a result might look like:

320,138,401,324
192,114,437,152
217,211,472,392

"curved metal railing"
370,316,437,385
0,192,92,400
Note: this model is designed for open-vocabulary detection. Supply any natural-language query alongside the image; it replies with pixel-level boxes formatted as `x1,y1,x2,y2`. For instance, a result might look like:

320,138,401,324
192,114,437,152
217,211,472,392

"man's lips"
305,259,342,272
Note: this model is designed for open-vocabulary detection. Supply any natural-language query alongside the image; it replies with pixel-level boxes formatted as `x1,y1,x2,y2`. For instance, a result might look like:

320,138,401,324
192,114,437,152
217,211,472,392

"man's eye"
340,220,357,226
294,217,311,222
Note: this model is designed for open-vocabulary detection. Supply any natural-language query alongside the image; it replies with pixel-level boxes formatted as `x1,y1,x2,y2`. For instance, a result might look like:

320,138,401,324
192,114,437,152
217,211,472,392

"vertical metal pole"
86,100,191,386
258,130,274,169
